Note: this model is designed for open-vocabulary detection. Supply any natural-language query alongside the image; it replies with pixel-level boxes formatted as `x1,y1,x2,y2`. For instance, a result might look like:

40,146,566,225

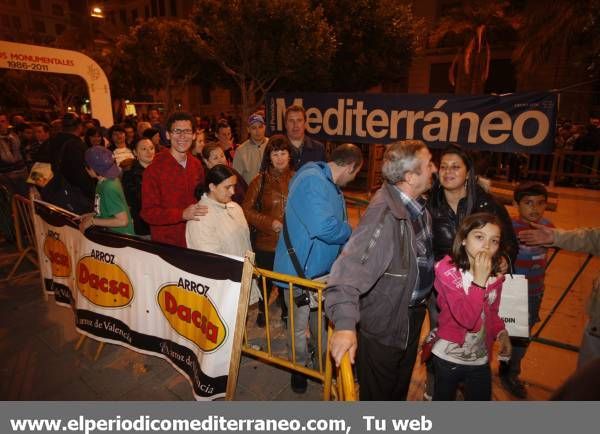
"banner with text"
32,200,245,400
266,92,558,153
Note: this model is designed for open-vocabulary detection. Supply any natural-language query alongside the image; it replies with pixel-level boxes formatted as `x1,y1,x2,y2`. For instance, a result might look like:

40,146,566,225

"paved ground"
0,184,598,401
0,255,324,401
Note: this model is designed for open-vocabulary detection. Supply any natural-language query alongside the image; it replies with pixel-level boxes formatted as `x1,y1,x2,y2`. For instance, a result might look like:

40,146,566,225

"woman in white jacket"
186,164,251,257
186,164,259,305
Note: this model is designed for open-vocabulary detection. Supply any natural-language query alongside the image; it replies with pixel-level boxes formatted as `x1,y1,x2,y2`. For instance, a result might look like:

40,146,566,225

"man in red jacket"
141,112,206,247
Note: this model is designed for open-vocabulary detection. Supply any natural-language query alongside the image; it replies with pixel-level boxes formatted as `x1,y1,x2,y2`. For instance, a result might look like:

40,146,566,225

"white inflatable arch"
0,40,113,126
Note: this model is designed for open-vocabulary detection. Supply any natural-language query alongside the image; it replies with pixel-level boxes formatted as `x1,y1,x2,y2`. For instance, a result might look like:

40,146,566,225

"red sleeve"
140,165,185,226
435,268,486,331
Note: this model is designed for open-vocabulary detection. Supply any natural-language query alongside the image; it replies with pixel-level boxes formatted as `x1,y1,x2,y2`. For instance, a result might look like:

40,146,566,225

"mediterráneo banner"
266,92,558,153
32,200,245,400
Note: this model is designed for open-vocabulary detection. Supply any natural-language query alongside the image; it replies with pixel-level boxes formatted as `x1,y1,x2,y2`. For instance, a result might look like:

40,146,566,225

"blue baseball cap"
85,146,120,179
248,113,265,126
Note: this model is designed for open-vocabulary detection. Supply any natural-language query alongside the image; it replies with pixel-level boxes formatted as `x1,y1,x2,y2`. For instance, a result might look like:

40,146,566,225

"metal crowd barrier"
531,248,594,352
242,267,356,401
549,150,600,186
0,185,15,243
344,194,370,220
0,194,39,282
22,191,353,399
491,150,600,187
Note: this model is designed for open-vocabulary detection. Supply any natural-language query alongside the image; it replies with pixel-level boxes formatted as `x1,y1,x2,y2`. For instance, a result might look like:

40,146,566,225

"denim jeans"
433,355,491,400
284,289,326,369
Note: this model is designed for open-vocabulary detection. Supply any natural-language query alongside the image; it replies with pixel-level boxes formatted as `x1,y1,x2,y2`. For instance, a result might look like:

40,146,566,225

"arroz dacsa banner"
32,200,245,400
266,92,558,153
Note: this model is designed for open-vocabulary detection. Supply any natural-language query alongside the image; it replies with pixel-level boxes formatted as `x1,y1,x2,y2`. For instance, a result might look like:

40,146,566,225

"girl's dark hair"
450,212,505,275
259,134,293,172
194,164,235,199
134,137,154,151
201,143,221,161
215,119,230,137
84,127,102,147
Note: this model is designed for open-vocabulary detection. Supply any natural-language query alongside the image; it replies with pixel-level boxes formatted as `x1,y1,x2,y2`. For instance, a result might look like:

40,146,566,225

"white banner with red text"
32,199,246,400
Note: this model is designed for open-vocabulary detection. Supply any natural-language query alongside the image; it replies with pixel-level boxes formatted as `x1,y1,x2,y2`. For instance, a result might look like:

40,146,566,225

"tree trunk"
454,52,487,95
454,54,471,95
239,79,258,142
164,66,179,117
471,43,488,95
469,57,486,95
165,77,173,117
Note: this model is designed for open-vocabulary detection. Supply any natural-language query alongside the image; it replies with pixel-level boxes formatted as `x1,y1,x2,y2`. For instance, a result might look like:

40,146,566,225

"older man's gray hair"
381,140,427,184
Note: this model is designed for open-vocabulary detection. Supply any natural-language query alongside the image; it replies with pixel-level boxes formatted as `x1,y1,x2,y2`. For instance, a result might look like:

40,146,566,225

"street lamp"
91,7,104,18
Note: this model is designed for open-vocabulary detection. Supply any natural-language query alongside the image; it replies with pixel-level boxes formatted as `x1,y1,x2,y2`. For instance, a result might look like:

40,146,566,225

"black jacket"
122,160,149,236
290,136,326,170
35,132,95,203
428,182,518,264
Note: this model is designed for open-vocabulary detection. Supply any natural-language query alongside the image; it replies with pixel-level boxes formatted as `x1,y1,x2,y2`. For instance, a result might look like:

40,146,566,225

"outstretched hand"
518,222,555,246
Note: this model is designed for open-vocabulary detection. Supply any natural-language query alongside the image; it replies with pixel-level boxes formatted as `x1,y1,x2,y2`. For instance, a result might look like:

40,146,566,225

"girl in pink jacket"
432,212,512,400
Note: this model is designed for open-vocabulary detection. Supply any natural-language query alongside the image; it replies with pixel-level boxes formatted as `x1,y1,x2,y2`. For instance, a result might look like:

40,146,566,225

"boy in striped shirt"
500,182,554,398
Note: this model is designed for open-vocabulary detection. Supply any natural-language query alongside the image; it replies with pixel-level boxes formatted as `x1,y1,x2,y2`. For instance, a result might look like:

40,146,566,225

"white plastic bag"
499,275,529,338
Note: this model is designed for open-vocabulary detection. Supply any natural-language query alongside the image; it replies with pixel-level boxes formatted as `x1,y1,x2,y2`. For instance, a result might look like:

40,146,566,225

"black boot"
256,301,266,328
499,361,526,398
291,373,307,394
500,375,527,399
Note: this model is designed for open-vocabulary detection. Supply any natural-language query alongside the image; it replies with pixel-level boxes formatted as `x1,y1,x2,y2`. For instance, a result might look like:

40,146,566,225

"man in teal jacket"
274,143,363,394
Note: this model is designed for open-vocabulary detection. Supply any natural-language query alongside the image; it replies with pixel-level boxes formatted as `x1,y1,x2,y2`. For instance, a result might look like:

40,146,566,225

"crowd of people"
0,104,597,402
554,117,600,152
325,142,598,401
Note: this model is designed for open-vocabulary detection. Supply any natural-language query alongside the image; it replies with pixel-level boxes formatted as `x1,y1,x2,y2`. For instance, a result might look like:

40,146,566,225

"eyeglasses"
439,165,464,173
170,129,193,136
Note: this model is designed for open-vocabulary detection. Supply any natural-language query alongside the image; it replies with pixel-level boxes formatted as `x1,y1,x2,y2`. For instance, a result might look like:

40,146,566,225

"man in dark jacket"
34,113,95,213
325,140,437,401
31,122,50,162
285,104,326,169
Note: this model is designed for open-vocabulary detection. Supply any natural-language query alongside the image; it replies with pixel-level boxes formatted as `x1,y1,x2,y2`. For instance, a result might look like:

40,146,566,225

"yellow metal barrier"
0,194,39,282
329,352,356,401
344,194,369,220
242,266,356,401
